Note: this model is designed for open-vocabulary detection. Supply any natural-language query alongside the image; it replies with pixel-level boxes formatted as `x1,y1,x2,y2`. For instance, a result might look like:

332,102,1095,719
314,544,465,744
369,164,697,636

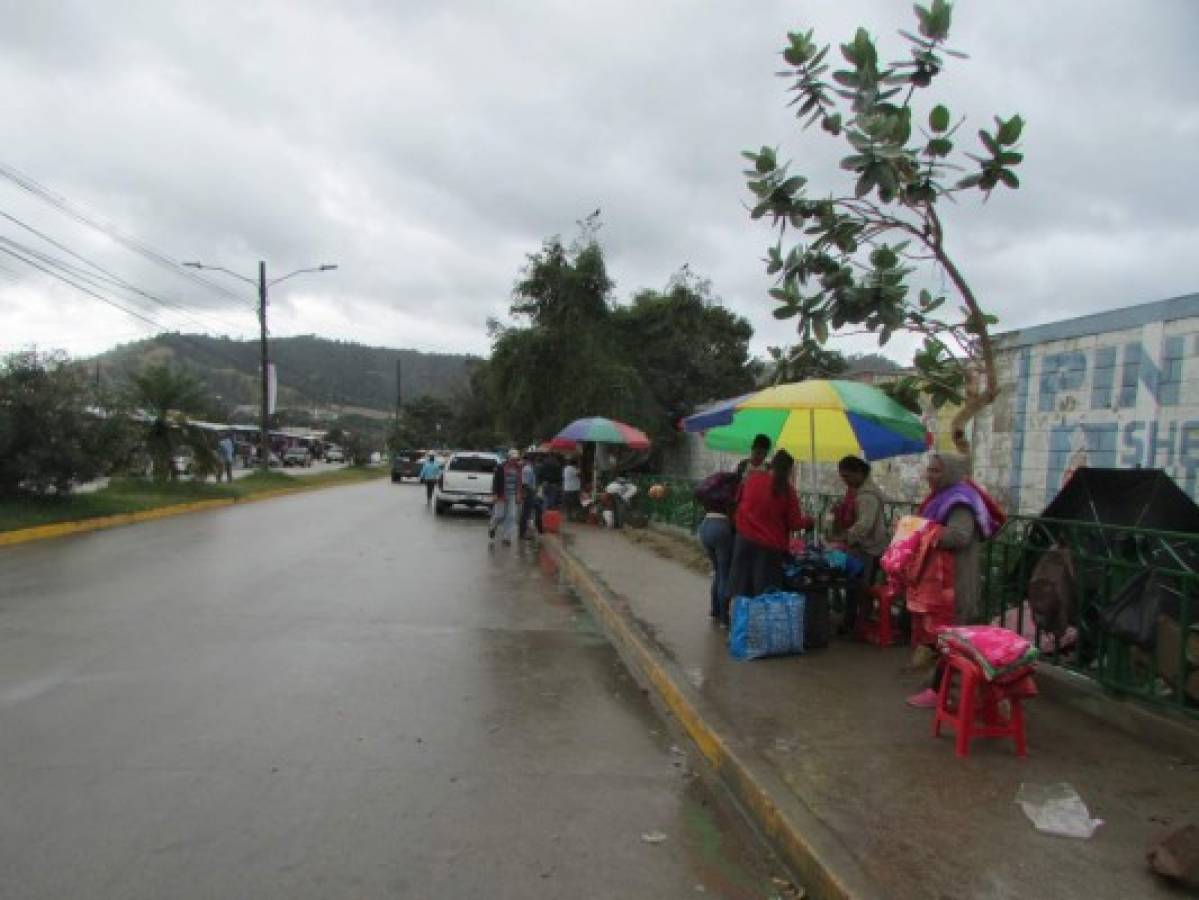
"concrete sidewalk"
547,527,1199,900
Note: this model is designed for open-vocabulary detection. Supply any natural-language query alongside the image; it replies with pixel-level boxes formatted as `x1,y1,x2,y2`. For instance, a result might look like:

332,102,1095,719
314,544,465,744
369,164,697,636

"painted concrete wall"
973,297,1199,515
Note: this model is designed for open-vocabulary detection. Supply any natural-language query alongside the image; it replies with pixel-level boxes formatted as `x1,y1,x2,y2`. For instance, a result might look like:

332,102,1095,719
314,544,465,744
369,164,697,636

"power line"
0,243,169,331
0,243,260,373
0,160,256,307
0,227,252,335
0,206,257,316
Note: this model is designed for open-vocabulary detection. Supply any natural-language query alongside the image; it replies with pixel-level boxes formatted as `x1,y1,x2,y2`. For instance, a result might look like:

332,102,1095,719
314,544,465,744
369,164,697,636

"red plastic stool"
932,653,1028,758
855,585,900,647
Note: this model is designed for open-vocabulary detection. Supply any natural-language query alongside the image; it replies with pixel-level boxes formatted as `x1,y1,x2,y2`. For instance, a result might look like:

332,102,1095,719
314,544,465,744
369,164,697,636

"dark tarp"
1041,468,1199,534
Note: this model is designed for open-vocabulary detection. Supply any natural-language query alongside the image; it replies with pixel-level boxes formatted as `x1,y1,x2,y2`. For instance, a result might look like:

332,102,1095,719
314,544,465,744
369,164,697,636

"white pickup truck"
434,451,501,515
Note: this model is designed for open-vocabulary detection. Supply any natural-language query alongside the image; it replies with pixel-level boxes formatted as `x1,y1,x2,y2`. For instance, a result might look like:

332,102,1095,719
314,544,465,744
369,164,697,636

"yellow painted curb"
0,475,382,548
545,534,883,900
0,498,235,547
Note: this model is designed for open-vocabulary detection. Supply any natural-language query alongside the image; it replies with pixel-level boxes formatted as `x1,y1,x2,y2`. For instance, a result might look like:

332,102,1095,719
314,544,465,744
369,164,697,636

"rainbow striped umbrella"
685,380,927,462
552,417,652,450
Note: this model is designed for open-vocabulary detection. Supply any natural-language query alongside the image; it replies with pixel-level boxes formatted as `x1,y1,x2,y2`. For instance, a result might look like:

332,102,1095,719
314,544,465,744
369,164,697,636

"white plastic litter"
1015,782,1104,839
640,830,668,844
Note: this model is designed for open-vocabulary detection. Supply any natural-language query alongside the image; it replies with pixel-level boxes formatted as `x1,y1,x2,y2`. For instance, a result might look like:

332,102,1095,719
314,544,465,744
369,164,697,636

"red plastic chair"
855,585,900,647
932,653,1028,758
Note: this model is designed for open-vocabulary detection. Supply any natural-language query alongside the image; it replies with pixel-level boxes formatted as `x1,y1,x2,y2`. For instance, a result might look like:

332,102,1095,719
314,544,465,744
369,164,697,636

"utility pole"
400,354,410,421
258,261,270,473
182,258,337,473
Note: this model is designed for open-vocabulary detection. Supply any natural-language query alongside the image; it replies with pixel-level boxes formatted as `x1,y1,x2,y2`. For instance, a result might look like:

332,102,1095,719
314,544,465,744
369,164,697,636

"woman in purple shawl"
906,453,1007,708
917,453,1004,624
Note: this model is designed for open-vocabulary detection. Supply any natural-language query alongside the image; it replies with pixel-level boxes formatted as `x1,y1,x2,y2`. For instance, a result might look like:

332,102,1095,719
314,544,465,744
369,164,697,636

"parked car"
391,450,425,483
283,446,313,468
324,445,345,464
434,451,501,515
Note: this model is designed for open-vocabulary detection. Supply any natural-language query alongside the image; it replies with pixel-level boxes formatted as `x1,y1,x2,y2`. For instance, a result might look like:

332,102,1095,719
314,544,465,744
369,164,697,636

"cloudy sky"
1,0,1196,364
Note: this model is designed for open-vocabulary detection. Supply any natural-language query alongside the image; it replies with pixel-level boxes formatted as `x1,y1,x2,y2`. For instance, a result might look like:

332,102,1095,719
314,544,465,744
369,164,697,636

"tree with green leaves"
488,231,642,444
744,0,1023,453
762,339,849,385
612,270,757,436
387,395,455,450
0,352,135,496
127,363,208,480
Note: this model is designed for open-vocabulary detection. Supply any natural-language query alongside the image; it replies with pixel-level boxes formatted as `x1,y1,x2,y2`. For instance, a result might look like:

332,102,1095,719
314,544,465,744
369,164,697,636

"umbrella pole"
809,408,817,498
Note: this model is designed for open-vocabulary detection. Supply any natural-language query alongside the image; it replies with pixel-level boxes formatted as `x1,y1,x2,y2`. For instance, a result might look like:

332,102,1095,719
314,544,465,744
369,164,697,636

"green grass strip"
0,466,388,533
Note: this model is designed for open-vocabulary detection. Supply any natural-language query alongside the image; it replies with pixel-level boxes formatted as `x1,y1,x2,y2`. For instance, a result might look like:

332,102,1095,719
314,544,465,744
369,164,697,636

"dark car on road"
391,450,425,483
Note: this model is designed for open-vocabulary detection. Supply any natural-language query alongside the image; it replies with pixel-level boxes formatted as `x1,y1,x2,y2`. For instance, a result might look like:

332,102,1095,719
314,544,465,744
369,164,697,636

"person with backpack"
695,470,739,623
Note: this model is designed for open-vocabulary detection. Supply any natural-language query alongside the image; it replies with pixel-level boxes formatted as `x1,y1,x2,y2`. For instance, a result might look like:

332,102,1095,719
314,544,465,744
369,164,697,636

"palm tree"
128,364,207,480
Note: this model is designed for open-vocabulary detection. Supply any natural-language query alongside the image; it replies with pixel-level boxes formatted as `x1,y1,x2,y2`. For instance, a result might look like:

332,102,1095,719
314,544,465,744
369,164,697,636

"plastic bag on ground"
1015,782,1104,839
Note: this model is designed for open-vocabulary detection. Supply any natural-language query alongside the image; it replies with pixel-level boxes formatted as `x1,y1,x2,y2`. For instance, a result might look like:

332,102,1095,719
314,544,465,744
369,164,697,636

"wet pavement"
560,527,1199,900
0,481,782,899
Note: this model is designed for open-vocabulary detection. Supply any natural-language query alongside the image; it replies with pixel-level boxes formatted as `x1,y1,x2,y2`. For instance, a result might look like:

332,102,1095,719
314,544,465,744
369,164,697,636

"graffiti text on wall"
1031,335,1199,501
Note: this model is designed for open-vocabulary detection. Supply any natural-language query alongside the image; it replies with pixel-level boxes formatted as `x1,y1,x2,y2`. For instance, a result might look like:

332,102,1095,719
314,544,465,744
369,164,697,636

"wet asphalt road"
0,480,776,899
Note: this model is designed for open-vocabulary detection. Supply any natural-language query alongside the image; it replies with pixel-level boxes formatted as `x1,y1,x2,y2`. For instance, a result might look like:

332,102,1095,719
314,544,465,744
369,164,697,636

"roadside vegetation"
0,466,387,533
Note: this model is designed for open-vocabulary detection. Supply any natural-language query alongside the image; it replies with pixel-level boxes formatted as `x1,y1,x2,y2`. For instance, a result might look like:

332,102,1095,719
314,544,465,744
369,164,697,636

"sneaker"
905,688,939,709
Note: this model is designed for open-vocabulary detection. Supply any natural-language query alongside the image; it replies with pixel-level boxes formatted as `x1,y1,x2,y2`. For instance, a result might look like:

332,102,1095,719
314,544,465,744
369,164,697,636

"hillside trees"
744,0,1024,452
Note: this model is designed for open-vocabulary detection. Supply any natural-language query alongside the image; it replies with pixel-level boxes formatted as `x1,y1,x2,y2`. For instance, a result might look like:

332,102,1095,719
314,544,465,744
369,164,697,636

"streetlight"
182,259,337,472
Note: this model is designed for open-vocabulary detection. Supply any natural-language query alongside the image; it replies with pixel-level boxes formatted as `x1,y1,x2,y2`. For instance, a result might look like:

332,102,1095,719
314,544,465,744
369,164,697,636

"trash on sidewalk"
1015,782,1104,838
770,874,805,897
640,830,668,844
1146,822,1199,889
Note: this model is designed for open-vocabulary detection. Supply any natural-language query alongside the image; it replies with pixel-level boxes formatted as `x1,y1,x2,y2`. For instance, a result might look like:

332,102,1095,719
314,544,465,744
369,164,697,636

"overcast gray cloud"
1,0,1195,363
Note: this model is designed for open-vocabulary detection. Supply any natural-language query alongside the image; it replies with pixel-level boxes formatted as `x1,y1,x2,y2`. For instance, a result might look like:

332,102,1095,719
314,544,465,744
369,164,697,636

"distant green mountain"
89,333,475,414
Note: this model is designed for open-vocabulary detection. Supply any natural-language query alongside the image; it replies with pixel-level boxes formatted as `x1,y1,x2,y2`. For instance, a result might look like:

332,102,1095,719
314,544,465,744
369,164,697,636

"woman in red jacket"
723,449,812,621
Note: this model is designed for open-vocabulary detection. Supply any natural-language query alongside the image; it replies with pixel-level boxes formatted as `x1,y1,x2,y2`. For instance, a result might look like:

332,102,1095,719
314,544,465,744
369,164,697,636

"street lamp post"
182,259,337,472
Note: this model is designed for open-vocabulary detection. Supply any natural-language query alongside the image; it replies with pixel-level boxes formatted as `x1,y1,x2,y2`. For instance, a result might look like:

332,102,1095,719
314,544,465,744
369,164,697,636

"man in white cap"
488,448,524,544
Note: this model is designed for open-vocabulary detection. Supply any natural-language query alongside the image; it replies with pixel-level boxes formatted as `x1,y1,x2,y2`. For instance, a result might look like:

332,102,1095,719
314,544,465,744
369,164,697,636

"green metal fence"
628,475,1199,717
982,514,1199,717
628,475,706,531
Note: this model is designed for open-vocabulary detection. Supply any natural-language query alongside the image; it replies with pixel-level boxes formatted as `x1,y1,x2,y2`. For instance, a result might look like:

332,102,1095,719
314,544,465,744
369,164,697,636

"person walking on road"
537,453,563,511
489,449,524,545
217,434,235,483
418,453,441,505
519,453,544,541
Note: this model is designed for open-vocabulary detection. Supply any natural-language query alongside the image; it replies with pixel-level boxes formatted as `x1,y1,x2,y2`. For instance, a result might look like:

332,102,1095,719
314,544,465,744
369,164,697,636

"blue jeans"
698,516,733,620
